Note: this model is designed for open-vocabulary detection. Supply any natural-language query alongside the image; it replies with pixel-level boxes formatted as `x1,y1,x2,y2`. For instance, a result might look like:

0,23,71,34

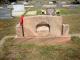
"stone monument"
16,15,70,38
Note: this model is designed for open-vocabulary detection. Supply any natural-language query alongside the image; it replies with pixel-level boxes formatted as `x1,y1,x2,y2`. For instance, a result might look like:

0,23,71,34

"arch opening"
36,23,50,32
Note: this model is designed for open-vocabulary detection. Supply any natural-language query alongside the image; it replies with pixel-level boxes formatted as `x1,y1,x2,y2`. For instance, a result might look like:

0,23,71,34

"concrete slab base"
15,36,71,45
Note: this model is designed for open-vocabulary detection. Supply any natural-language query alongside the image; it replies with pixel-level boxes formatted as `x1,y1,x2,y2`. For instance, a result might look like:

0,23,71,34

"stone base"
15,36,71,45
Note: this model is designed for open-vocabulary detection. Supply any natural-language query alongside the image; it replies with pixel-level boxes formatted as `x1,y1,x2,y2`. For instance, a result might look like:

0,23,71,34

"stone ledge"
15,36,71,45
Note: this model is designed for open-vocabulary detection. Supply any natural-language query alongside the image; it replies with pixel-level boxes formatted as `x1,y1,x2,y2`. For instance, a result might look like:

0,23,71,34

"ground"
0,14,80,60
0,36,80,60
0,18,18,40
0,4,80,60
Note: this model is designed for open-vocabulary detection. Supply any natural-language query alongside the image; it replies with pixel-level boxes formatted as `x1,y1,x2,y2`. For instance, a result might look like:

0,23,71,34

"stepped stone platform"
15,37,71,45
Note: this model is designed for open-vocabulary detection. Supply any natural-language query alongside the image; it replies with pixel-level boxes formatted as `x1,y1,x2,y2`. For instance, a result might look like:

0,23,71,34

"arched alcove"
36,23,50,32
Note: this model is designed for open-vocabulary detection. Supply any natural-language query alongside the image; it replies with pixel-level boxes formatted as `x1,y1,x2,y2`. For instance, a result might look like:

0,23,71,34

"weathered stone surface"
62,24,69,36
16,15,63,37
16,15,70,44
16,37,71,45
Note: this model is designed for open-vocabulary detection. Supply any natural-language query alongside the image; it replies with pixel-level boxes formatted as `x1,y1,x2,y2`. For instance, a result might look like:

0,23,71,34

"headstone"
13,5,25,12
0,7,12,19
62,24,69,36
12,5,25,16
43,5,57,8
69,5,78,9
49,2,53,5
46,8,55,15
61,1,67,5
11,2,16,5
25,5,34,8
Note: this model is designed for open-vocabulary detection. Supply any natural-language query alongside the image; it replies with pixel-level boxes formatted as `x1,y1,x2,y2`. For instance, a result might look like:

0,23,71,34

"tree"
9,0,17,3
71,0,80,4
0,0,10,4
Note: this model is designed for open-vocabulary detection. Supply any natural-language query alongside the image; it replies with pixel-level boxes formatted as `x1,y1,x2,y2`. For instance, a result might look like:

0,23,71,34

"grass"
0,36,80,60
71,36,80,45
59,7,80,15
63,15,80,34
24,7,45,16
0,8,80,60
0,18,19,40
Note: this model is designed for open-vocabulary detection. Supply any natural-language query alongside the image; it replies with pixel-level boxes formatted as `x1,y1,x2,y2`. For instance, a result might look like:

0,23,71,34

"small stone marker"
62,24,69,36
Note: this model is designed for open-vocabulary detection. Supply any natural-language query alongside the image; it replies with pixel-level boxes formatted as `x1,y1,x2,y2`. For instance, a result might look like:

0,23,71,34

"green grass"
63,15,80,34
0,18,19,40
0,36,80,60
24,7,45,16
0,1,80,60
71,36,80,45
60,7,80,15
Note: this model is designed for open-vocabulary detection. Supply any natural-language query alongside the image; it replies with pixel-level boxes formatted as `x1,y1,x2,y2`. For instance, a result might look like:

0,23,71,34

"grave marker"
12,5,25,16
